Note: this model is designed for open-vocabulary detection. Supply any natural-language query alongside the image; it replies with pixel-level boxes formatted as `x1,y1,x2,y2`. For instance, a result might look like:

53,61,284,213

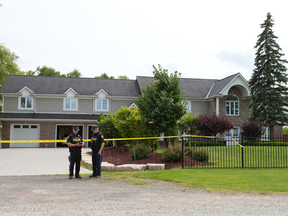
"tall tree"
0,44,23,88
249,12,288,136
36,66,64,77
66,69,82,77
136,64,186,141
117,75,129,80
95,73,115,79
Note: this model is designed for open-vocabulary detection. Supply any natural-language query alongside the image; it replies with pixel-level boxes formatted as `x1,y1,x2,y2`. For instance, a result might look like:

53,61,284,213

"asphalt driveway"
0,148,91,176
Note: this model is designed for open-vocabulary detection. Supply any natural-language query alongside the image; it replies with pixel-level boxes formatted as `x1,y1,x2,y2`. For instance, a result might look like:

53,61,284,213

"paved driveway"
0,148,91,176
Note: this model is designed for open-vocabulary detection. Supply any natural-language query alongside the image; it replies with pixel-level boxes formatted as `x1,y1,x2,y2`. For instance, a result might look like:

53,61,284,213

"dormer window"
64,98,78,110
94,88,110,112
19,96,33,109
96,99,109,111
63,88,78,111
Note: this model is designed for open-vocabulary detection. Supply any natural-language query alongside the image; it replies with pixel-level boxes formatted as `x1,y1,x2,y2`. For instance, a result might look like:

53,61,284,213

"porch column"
216,97,219,116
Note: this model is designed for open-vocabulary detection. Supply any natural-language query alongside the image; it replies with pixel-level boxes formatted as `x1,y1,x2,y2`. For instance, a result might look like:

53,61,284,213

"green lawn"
126,168,288,194
185,146,288,168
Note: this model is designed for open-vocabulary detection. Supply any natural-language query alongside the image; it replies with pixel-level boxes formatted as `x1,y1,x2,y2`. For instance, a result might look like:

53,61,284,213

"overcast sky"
1,0,288,81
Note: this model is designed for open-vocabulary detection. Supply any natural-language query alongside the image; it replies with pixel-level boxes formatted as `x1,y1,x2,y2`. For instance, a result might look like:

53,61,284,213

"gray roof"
0,75,142,97
1,73,244,99
136,73,240,99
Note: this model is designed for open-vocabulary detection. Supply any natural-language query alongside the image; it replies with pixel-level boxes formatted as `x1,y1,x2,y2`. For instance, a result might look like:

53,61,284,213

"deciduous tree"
196,113,234,136
136,64,186,144
36,66,64,77
66,69,82,77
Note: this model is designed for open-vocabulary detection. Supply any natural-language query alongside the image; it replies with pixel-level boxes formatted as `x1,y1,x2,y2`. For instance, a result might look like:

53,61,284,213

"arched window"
226,95,239,115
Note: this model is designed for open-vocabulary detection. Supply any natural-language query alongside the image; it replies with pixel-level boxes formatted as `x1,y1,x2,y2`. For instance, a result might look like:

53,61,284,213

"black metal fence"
181,134,288,169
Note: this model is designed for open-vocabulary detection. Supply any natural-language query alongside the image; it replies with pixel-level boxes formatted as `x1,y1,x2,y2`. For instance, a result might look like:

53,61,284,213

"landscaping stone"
114,164,148,172
147,163,165,170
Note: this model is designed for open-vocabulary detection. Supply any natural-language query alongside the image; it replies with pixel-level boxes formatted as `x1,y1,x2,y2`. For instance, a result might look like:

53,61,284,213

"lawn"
184,146,288,168
103,168,288,195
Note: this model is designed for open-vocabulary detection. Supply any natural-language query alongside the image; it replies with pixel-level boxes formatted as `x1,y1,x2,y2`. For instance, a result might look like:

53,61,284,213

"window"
95,99,109,111
64,98,78,111
226,95,239,115
19,97,33,109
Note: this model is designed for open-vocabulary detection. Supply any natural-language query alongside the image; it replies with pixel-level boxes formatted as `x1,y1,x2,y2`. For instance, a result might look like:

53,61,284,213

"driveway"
0,148,91,176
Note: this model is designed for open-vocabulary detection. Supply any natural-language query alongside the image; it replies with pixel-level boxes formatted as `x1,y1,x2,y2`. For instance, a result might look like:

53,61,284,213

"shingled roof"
136,73,241,99
0,75,142,97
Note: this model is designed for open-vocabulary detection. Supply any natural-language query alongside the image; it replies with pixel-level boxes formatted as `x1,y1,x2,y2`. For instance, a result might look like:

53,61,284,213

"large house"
0,72,266,148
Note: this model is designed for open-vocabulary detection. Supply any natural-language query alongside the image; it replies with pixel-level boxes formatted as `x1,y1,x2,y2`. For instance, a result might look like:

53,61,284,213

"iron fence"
181,134,288,169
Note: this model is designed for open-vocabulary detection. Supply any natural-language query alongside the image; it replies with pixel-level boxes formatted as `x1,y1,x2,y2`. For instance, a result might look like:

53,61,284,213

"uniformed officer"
89,125,105,178
67,126,84,179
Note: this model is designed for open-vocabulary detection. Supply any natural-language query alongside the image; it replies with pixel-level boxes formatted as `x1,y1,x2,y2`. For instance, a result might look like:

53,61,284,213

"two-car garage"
10,124,40,148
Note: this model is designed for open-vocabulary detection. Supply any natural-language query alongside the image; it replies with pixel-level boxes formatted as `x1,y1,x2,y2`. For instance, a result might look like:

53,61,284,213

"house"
0,72,274,148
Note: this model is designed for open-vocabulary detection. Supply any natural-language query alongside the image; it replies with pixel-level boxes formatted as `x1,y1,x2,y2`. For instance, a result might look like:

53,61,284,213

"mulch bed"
87,146,212,170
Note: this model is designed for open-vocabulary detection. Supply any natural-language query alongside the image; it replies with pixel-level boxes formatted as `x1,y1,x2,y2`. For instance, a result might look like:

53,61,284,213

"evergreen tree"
249,12,288,136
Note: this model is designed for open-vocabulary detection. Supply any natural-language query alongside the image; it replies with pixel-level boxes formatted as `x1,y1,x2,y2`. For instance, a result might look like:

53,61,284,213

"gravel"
1,175,288,216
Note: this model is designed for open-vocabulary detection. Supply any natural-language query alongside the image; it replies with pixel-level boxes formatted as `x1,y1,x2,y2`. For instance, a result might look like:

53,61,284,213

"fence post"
182,130,184,169
241,132,244,169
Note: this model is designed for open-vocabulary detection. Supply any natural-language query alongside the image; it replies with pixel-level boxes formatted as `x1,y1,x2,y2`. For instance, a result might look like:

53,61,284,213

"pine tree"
249,12,288,136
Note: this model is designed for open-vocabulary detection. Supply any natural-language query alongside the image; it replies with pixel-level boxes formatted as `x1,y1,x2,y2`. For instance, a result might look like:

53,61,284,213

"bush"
185,141,225,146
130,144,151,160
242,141,288,146
192,149,209,162
162,144,182,162
241,119,264,137
185,146,209,162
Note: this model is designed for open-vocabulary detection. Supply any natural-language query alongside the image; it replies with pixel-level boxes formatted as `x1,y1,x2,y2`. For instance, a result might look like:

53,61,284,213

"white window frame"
63,97,78,111
95,98,109,111
18,96,33,110
226,95,239,116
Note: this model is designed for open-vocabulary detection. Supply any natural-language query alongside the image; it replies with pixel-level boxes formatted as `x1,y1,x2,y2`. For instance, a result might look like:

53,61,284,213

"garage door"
10,124,40,148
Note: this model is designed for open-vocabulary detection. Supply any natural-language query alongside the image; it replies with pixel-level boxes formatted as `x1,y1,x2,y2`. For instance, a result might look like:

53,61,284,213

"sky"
1,0,288,81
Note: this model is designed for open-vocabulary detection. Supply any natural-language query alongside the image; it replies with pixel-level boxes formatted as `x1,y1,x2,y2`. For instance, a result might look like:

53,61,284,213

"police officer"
89,125,105,178
67,126,84,179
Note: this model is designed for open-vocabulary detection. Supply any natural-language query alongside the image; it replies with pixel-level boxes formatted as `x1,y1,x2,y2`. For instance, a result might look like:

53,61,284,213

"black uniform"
67,133,83,178
90,132,105,176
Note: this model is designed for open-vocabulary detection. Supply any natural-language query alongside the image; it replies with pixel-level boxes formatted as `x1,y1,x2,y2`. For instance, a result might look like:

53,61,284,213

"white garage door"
11,124,40,148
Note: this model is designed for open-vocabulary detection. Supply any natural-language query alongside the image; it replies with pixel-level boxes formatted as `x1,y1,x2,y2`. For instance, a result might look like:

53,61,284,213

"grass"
185,146,288,168
128,168,288,194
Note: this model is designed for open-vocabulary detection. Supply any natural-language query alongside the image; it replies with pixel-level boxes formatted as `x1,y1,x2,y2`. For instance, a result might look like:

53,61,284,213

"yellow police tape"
0,135,243,147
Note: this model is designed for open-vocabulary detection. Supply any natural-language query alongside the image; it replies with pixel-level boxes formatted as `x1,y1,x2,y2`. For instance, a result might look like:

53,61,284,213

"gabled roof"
137,73,249,99
137,76,218,99
0,75,142,97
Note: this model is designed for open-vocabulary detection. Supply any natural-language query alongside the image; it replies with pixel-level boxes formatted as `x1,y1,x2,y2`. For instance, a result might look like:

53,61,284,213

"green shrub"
193,149,209,162
185,147,209,162
242,141,288,146
130,144,151,160
185,141,225,146
162,144,182,162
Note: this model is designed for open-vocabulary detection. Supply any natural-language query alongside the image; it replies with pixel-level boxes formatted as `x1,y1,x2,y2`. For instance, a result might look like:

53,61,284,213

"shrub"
193,149,209,162
185,141,225,146
130,144,151,160
185,146,209,162
196,112,234,136
241,119,264,137
162,144,182,162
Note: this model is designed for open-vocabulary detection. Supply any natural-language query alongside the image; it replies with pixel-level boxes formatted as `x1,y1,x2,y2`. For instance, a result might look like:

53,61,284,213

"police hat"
91,125,99,131
72,126,80,130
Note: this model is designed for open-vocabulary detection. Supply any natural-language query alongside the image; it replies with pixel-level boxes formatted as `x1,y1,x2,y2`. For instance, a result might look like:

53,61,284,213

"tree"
25,70,36,76
112,106,158,148
136,64,187,143
95,73,115,79
117,75,129,80
196,113,234,136
66,69,82,77
178,112,199,135
241,119,264,137
36,66,64,77
249,12,288,136
0,44,23,88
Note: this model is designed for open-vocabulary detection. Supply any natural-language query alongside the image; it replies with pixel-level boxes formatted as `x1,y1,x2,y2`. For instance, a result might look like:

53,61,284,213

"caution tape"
0,135,243,147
